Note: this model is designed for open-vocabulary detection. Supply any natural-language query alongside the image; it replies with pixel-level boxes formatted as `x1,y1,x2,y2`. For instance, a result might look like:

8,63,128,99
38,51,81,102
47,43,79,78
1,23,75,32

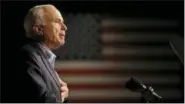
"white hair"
23,4,54,38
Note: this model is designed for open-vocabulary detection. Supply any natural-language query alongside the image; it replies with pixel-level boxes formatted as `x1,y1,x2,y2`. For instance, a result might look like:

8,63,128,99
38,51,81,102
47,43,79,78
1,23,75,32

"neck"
43,41,56,51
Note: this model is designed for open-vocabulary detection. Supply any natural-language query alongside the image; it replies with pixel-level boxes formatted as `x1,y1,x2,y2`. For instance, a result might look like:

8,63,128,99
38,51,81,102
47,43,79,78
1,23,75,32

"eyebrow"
55,18,64,23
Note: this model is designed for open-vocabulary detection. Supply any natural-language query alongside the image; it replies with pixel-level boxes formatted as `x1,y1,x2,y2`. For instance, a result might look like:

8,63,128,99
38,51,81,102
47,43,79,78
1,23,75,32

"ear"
33,24,43,35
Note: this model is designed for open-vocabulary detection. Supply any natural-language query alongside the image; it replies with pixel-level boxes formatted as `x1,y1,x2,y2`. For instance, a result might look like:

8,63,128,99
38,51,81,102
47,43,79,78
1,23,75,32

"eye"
54,20,59,23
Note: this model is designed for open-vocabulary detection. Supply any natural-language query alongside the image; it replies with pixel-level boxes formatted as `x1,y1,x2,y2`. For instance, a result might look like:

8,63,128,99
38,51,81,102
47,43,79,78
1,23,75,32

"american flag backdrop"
53,13,184,103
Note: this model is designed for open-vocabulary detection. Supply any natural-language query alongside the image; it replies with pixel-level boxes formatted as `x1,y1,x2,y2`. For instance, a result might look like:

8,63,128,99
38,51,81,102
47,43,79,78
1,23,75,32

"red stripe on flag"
67,97,140,103
56,68,124,75
56,68,178,75
67,83,126,90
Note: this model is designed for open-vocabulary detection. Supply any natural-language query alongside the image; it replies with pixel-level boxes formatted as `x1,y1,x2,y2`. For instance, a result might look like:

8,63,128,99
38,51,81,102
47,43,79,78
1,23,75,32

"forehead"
54,9,63,20
44,6,63,21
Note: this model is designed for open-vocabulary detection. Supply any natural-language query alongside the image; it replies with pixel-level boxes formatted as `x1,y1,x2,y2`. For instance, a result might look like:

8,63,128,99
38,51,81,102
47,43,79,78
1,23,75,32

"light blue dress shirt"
39,43,56,69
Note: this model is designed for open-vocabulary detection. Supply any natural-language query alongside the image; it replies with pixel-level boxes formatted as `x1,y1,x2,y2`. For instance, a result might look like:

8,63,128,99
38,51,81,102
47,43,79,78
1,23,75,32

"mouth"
59,32,65,39
59,35,65,39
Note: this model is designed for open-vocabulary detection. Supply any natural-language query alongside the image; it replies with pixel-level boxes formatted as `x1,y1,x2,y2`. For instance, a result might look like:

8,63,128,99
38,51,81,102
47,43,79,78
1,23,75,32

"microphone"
126,77,162,102
126,77,147,92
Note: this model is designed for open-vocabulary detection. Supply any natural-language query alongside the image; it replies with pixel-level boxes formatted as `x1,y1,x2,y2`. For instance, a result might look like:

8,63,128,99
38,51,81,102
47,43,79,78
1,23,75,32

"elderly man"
13,4,68,103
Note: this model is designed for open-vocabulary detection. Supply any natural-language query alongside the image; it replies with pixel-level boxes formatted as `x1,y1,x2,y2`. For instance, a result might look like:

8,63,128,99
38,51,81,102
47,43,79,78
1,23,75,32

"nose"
62,24,67,31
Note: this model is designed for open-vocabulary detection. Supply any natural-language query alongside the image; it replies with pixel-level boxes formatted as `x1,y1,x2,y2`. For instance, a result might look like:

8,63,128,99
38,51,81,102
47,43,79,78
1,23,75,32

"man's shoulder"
18,38,41,53
17,42,42,59
16,43,43,70
18,43,36,54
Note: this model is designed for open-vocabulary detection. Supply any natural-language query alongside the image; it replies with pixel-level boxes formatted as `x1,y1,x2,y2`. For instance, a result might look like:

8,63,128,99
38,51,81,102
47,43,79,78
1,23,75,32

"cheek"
45,25,54,35
53,25,60,36
43,24,61,42
52,26,62,42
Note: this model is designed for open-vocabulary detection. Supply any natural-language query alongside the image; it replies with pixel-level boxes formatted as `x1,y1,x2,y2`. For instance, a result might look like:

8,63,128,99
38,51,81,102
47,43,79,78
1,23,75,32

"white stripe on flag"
101,46,175,56
60,74,180,85
101,33,177,42
55,61,181,70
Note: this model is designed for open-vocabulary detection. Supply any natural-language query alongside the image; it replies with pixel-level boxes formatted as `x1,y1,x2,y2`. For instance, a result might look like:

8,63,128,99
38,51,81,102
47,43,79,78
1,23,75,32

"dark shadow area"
1,1,184,103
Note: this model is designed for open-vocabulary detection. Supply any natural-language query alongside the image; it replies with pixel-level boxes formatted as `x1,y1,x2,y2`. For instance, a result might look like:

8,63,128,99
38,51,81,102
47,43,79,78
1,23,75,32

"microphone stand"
140,86,163,103
126,77,163,103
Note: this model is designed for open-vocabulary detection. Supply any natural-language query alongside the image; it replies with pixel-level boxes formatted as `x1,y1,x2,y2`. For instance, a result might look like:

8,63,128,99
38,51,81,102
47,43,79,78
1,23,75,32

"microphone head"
126,77,146,92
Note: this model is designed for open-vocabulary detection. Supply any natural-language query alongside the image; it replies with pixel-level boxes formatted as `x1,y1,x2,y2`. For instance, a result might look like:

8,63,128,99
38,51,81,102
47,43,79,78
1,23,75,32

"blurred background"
2,0,184,103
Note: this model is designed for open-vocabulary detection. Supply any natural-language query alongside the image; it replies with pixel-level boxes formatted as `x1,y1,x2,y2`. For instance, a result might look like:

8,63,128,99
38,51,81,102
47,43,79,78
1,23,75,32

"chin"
59,40,65,46
54,40,65,49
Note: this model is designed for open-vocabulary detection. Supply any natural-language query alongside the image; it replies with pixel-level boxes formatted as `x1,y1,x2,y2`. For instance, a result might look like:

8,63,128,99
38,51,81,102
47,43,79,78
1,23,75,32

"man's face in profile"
42,6,67,49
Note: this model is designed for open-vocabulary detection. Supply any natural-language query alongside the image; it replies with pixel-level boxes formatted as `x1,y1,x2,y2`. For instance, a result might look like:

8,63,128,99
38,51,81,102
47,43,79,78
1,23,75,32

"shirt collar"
38,43,56,62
